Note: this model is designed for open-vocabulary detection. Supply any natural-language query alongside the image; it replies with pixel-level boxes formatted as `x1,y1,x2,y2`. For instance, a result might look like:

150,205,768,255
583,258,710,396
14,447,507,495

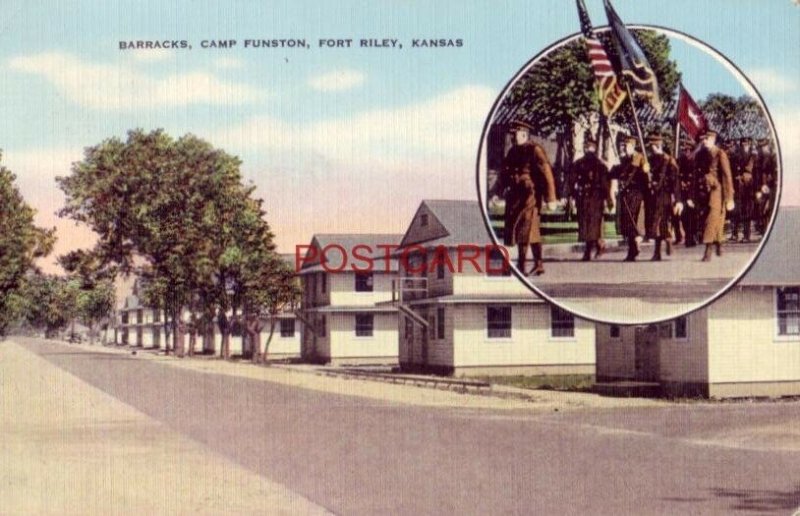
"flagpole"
674,83,682,160
624,82,649,171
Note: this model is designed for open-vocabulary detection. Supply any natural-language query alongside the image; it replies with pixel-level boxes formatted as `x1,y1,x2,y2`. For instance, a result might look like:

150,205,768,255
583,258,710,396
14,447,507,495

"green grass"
477,374,595,392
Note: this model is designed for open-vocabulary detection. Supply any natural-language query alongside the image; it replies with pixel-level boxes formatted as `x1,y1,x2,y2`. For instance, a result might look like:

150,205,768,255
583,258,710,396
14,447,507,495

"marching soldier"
754,138,777,235
496,120,558,275
644,132,681,261
730,137,757,242
677,140,700,247
695,130,735,261
571,137,613,261
611,135,649,262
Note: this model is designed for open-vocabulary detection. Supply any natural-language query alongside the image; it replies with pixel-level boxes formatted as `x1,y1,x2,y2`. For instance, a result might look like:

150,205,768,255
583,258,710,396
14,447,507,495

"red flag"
677,85,708,140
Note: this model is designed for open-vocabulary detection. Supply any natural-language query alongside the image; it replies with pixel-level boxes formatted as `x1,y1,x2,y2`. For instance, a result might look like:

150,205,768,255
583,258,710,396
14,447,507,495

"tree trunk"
247,314,264,364
263,316,278,365
187,311,197,357
218,309,230,359
175,315,186,358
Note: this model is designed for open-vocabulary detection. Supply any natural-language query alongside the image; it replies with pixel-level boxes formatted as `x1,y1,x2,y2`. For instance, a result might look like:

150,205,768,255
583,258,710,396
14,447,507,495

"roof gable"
400,199,493,248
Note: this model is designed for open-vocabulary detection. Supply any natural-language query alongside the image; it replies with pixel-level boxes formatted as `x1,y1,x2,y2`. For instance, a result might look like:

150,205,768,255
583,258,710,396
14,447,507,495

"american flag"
577,0,626,117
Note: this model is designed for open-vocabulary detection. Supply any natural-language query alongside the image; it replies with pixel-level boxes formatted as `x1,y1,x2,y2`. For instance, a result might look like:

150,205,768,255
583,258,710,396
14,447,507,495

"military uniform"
611,146,648,261
498,121,557,274
644,152,680,240
677,145,699,246
754,142,777,234
695,134,734,259
730,140,757,241
571,145,612,260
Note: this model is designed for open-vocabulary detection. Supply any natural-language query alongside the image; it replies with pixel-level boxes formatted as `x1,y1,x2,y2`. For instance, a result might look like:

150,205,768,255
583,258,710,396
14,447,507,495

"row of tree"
56,129,300,362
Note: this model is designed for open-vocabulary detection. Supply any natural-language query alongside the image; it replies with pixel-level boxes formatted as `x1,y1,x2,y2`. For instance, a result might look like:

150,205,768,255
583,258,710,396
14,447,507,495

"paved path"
517,242,761,322
12,337,800,515
0,339,328,515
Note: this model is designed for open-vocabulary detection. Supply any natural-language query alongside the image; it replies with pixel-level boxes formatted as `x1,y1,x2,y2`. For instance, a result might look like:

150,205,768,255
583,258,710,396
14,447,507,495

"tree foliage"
0,153,55,335
502,30,681,138
700,93,770,142
57,129,295,357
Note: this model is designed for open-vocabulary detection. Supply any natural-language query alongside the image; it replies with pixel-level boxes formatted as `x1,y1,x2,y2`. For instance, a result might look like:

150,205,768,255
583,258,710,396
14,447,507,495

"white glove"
673,202,684,216
756,192,763,201
546,201,558,212
687,199,695,209
761,185,770,194
726,200,735,212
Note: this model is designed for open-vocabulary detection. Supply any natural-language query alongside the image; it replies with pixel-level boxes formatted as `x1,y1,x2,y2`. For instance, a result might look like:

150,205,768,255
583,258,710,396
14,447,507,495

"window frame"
355,272,374,292
672,316,689,341
355,313,374,337
775,286,800,340
549,305,576,340
279,318,295,338
486,304,512,340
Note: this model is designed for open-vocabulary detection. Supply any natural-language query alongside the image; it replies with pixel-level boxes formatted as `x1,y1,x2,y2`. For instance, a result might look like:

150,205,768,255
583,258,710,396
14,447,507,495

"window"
319,315,326,337
320,273,327,294
609,325,621,339
121,312,129,325
280,319,295,337
777,287,800,336
137,309,143,324
153,310,161,323
355,314,374,337
673,317,688,340
487,247,511,277
355,272,374,292
437,307,445,340
487,305,512,339
420,213,429,226
550,306,575,338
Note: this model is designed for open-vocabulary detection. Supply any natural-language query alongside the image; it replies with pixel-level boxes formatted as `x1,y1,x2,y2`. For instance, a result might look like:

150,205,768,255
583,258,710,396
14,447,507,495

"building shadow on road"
708,486,800,513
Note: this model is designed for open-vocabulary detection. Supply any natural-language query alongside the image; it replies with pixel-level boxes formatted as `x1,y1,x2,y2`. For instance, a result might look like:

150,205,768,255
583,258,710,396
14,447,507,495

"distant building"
298,234,402,365
113,279,166,348
394,200,596,376
596,207,800,398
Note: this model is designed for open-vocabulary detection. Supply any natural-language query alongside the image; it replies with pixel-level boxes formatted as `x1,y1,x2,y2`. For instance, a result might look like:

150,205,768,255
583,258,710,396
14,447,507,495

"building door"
634,325,660,381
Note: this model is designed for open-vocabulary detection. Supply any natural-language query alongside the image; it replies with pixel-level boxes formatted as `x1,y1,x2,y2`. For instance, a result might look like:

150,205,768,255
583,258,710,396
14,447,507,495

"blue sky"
0,0,797,269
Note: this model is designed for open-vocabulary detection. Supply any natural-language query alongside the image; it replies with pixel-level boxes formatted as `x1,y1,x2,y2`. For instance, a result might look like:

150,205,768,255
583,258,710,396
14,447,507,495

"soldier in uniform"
643,132,681,261
695,130,735,261
611,135,649,262
571,137,613,261
677,140,699,247
730,137,757,242
754,138,777,235
496,120,558,275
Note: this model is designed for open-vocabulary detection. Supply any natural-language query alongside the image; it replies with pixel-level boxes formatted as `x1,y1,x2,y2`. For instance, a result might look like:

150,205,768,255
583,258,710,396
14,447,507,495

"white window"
355,314,374,337
776,287,800,337
355,272,374,292
673,316,689,340
550,306,575,338
280,319,295,337
487,305,512,339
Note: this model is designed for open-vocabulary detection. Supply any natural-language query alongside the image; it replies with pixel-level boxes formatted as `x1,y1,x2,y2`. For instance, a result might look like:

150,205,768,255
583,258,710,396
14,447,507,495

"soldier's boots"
715,242,723,256
651,238,663,261
595,240,606,258
531,243,545,275
665,239,672,256
582,241,594,261
624,237,639,262
702,244,713,262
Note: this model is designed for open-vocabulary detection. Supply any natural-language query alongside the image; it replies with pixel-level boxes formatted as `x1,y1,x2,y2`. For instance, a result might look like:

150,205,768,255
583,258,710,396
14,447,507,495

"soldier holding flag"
612,136,650,261
643,132,681,261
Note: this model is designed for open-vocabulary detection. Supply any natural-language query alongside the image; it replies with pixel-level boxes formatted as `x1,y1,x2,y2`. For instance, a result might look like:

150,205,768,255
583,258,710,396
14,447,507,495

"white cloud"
746,68,797,94
213,84,495,167
308,69,366,92
9,52,266,110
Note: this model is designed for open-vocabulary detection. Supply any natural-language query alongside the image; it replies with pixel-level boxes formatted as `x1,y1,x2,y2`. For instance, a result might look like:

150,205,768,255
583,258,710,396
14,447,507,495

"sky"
0,0,797,273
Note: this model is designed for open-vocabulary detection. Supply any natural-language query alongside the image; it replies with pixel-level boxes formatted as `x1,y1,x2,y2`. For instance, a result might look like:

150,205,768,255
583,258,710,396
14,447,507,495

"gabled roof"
300,233,403,273
739,207,800,286
399,200,493,249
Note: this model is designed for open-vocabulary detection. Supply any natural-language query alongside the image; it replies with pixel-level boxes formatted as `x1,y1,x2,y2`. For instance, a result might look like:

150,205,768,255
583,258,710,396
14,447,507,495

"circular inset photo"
476,22,781,325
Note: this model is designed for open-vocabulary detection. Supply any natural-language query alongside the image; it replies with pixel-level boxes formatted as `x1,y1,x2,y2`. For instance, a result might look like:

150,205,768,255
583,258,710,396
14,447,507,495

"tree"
500,29,681,177
58,250,116,344
19,273,78,338
0,153,55,335
57,129,295,360
700,93,769,141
